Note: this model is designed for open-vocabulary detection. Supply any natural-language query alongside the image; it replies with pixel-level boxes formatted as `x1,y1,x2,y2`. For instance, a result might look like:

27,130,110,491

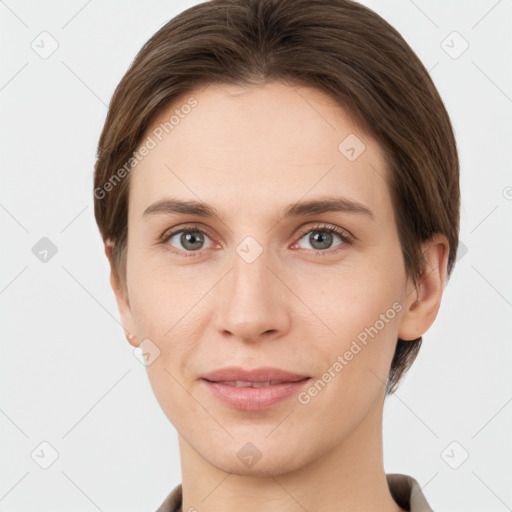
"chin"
201,439,312,478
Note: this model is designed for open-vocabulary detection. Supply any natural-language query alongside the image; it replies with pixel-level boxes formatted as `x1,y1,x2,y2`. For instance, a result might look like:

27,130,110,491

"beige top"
156,473,434,511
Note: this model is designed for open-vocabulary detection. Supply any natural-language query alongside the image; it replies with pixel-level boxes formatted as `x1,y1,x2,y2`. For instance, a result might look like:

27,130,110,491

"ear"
398,233,450,341
104,240,139,348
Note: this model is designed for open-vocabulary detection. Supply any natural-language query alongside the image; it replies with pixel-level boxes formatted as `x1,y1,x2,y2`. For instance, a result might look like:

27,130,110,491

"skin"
105,80,449,512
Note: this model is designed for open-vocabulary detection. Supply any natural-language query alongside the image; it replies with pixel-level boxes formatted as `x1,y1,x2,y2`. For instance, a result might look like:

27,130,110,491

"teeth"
218,380,284,387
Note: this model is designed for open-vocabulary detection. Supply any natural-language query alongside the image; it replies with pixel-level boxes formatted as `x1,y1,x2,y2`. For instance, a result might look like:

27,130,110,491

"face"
116,81,418,475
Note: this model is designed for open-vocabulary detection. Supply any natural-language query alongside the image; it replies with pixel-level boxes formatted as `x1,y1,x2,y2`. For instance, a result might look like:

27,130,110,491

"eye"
161,225,215,255
293,224,353,254
159,223,353,257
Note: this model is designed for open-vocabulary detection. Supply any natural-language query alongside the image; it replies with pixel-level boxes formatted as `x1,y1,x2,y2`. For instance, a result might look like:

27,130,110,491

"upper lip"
201,366,310,383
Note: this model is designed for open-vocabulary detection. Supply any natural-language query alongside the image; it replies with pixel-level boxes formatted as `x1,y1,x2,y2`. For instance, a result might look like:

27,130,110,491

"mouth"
200,367,311,411
201,366,310,383
204,379,307,387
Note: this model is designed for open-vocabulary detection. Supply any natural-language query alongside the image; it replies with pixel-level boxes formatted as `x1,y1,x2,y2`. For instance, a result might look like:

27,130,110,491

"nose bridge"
232,242,272,299
212,238,289,340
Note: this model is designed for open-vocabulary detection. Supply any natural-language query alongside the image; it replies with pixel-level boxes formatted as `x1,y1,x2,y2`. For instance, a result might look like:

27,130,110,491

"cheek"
302,262,404,390
294,279,401,432
126,262,206,424
126,257,214,380
309,259,402,332
127,254,202,330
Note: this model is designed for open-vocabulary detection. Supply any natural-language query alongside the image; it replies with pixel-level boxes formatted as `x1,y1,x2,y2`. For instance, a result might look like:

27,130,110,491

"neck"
179,392,404,512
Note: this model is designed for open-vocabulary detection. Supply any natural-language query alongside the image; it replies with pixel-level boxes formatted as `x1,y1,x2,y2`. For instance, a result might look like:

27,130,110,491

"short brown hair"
93,0,460,395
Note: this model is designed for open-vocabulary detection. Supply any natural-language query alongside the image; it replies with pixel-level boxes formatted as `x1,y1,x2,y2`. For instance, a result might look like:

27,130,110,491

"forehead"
129,81,391,224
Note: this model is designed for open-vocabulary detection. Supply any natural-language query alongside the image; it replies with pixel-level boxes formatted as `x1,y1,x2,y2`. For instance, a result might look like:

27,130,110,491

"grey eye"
297,230,343,251
167,230,213,251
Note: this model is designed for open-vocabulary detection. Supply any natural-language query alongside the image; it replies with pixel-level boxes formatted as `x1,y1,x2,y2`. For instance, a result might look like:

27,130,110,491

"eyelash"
160,223,354,257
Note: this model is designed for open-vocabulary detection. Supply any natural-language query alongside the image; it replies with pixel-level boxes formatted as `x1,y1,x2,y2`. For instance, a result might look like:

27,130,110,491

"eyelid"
160,222,213,239
295,223,354,244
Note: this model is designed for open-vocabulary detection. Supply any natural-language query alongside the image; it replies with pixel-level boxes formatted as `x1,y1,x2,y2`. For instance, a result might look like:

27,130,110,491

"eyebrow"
141,196,374,222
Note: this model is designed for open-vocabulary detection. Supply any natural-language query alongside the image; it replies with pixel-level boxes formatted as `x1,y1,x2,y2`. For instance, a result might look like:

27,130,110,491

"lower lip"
201,378,311,411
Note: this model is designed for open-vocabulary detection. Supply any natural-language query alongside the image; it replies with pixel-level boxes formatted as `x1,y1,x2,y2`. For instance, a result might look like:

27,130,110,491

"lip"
201,366,310,383
200,366,311,411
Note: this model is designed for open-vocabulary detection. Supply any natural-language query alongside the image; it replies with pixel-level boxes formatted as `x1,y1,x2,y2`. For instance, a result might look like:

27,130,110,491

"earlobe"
104,240,138,347
125,332,138,346
397,234,450,341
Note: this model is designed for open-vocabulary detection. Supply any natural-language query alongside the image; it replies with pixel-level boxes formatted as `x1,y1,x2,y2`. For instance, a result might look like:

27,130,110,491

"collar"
156,473,434,512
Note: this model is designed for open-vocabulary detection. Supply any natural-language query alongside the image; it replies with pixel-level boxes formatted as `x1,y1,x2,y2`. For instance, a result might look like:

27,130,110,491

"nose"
212,247,291,343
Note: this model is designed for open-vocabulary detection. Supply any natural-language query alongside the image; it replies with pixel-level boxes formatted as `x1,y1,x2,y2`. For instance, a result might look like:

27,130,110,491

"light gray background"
1,1,511,510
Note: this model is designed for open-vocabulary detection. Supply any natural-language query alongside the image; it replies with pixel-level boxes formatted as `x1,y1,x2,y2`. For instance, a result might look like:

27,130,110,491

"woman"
93,0,459,510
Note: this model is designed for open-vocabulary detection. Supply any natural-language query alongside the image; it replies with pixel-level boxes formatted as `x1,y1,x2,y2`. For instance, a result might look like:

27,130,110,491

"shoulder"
386,473,434,512
155,483,182,512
